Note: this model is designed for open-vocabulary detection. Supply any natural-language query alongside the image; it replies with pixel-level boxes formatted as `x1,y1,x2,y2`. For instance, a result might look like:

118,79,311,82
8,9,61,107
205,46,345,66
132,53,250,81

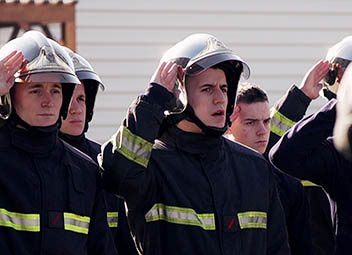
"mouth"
212,109,225,117
38,113,54,117
68,119,83,123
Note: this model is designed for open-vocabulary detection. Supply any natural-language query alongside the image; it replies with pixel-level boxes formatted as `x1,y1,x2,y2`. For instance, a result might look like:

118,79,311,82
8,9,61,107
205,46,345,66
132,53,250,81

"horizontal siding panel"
86,126,120,144
77,27,350,46
97,77,148,93
94,92,137,111
77,44,327,61
77,1,352,14
91,108,127,126
77,12,352,30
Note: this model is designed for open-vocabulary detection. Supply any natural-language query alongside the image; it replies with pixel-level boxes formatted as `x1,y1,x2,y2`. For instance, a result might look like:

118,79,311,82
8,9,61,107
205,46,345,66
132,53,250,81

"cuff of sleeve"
143,83,176,109
290,85,312,106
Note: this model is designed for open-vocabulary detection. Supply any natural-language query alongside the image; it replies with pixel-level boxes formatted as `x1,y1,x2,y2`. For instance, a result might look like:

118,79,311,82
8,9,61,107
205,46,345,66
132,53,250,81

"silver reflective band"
112,126,153,168
270,108,296,137
64,212,90,235
237,211,267,229
107,212,118,228
0,208,40,232
145,203,216,230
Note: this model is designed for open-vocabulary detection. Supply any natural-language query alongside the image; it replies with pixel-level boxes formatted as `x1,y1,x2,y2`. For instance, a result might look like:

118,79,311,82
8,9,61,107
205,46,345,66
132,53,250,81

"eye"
245,121,254,126
52,88,62,94
264,118,271,125
29,89,40,94
201,87,211,93
221,85,228,93
78,96,86,102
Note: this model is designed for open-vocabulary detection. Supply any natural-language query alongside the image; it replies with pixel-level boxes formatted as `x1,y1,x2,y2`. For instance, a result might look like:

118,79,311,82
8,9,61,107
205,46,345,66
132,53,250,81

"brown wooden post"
0,1,77,50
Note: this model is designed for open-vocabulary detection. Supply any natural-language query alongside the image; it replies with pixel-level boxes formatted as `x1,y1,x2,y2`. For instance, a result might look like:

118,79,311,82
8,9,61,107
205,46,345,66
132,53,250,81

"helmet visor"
186,52,250,79
15,72,79,84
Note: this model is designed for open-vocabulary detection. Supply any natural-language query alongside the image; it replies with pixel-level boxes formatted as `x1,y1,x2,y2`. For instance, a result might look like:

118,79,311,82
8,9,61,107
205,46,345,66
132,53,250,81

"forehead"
187,68,227,88
238,101,270,119
15,82,62,91
73,83,85,94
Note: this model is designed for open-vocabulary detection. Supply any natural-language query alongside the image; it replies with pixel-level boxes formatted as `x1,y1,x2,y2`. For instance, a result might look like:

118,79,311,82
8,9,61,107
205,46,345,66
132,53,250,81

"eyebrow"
200,83,228,88
243,118,259,122
28,83,62,89
27,84,43,89
243,117,271,121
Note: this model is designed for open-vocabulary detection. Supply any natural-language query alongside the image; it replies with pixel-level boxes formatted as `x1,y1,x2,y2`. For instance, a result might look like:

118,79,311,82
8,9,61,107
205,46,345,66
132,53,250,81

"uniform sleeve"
116,199,138,255
286,179,313,255
267,166,291,255
87,173,118,255
266,85,311,156
99,83,176,205
269,99,339,198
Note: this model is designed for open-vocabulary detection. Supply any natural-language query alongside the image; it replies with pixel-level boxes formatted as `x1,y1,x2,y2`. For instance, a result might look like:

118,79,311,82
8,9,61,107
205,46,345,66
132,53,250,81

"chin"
207,121,226,129
255,146,266,154
34,122,57,127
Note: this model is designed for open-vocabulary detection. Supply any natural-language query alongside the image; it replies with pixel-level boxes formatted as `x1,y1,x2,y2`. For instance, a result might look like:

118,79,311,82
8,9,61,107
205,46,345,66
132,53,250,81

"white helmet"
0,30,79,120
323,36,352,99
160,33,250,136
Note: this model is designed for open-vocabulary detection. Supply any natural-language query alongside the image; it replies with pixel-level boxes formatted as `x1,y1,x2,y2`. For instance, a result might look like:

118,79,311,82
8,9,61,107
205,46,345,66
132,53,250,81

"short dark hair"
236,83,269,104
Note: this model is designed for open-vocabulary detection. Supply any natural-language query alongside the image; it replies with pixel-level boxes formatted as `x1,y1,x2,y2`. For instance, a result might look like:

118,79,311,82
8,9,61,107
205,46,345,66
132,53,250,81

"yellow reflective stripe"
237,211,267,229
270,108,296,137
145,203,216,230
301,180,321,187
112,126,153,168
107,212,118,228
64,212,90,234
0,208,40,232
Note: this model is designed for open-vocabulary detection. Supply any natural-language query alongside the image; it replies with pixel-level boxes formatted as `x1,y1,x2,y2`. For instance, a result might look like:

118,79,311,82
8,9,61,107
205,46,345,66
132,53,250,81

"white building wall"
2,1,352,142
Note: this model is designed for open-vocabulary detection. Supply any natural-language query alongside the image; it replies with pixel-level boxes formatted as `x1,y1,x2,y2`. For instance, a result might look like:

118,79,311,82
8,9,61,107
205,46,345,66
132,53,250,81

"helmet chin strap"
322,87,337,100
182,105,229,137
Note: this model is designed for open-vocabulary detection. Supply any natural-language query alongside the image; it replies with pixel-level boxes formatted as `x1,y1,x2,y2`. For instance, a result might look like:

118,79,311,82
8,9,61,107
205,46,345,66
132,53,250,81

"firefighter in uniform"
0,31,116,255
270,36,352,255
59,49,138,255
267,60,337,255
99,33,290,254
227,84,313,255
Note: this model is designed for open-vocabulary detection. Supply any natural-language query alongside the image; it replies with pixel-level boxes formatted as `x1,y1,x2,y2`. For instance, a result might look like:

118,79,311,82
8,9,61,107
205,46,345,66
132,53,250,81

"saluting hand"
150,61,183,93
0,51,25,96
299,60,330,100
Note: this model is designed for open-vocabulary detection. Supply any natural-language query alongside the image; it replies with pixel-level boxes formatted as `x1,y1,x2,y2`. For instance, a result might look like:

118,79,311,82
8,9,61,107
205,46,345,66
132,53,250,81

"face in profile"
60,83,86,136
13,82,62,127
230,101,271,154
186,68,228,132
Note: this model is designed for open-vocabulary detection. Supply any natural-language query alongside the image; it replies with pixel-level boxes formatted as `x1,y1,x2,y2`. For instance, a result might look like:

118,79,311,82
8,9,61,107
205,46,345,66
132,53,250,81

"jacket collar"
9,122,58,155
161,126,223,157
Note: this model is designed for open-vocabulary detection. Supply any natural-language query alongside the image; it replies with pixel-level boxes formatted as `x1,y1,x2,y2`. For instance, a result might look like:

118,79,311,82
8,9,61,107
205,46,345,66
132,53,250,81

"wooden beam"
0,3,75,23
62,21,76,51
0,2,76,49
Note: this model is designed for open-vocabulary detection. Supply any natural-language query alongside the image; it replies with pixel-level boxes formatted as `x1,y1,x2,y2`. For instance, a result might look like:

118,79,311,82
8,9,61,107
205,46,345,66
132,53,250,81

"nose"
257,122,269,136
69,100,82,115
41,91,54,108
213,87,226,105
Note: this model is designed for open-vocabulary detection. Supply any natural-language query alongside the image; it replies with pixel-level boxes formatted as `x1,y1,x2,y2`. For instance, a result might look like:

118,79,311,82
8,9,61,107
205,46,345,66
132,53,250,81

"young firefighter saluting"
0,31,116,255
99,33,290,255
